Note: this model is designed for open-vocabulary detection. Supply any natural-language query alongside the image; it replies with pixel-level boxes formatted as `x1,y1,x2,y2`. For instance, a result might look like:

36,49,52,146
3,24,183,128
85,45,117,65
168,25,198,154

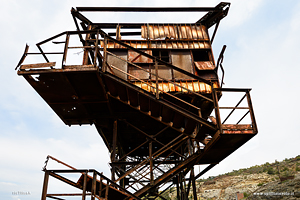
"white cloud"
1,0,300,198
223,0,264,28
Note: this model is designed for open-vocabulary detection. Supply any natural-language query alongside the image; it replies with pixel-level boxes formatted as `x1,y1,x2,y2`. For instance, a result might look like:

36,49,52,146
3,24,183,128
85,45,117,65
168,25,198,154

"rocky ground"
247,173,300,200
165,155,300,199
196,172,300,199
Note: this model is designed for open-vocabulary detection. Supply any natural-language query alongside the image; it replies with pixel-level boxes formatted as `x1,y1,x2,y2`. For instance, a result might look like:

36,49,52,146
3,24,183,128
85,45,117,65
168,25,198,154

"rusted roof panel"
132,80,219,94
100,40,210,49
195,61,215,70
128,50,153,63
141,24,208,40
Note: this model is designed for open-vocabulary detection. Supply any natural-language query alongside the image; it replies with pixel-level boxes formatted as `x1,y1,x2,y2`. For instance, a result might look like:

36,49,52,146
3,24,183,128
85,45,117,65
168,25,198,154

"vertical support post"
94,31,99,68
91,171,97,200
212,87,222,133
246,90,258,133
82,171,87,200
105,181,109,200
191,168,197,200
41,170,49,200
186,141,193,197
186,172,192,197
155,59,159,99
183,175,187,200
62,33,70,68
82,25,92,65
187,138,193,157
99,174,103,198
176,176,180,200
111,120,118,182
103,36,107,72
149,141,154,185
179,173,186,200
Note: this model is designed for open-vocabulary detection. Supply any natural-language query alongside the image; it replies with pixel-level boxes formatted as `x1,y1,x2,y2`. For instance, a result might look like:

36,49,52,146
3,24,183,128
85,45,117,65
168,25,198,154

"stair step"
184,119,197,135
149,100,160,118
115,82,128,102
161,106,174,123
139,94,150,112
127,88,139,107
104,76,118,96
172,112,185,129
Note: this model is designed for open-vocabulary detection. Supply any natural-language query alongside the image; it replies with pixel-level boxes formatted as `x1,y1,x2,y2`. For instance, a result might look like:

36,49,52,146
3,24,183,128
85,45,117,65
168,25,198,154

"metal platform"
16,2,258,200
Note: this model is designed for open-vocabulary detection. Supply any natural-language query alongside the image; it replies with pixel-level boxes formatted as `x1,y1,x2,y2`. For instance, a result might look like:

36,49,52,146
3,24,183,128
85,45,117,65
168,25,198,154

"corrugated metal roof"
100,24,211,49
194,61,215,70
141,24,208,40
132,80,219,94
100,40,211,49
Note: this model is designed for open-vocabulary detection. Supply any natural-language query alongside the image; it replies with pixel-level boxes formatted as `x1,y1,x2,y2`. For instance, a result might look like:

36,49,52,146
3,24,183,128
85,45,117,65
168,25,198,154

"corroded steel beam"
76,7,218,12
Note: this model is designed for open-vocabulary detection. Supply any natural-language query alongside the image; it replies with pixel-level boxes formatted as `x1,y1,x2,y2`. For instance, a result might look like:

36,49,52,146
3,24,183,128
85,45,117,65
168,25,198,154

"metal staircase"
16,3,258,200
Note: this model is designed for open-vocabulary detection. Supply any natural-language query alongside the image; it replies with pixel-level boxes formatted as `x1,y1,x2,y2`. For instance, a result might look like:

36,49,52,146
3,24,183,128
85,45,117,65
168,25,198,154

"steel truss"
16,2,258,200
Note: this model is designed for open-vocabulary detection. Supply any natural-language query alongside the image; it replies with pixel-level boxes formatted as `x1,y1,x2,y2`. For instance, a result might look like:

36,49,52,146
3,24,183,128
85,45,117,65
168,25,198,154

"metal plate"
107,50,128,80
171,51,193,79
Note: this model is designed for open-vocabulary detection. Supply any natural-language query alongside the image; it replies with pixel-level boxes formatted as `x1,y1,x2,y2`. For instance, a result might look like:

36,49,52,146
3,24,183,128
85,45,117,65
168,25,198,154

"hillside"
161,155,300,199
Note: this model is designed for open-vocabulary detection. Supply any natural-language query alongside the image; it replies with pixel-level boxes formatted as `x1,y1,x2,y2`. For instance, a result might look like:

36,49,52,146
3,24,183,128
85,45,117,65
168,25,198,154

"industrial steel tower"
16,2,257,199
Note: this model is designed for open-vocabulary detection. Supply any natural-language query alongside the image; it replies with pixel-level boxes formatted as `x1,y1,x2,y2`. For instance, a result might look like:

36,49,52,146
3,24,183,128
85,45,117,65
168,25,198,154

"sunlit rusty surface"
141,24,208,40
222,124,254,134
195,61,215,70
128,50,153,63
100,40,211,49
132,80,219,93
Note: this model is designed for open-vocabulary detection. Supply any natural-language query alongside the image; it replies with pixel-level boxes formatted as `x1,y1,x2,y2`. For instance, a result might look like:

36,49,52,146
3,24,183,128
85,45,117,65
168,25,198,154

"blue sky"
1,0,300,199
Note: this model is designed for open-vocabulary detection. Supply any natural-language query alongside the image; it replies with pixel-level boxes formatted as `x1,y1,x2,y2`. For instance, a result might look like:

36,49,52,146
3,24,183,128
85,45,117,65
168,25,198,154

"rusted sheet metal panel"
63,64,94,69
171,51,193,79
20,62,56,70
107,50,128,80
222,124,253,134
195,61,215,70
101,40,210,49
223,130,253,134
222,124,252,130
150,65,172,80
132,80,218,93
128,50,152,63
17,66,98,75
141,24,208,40
128,66,150,80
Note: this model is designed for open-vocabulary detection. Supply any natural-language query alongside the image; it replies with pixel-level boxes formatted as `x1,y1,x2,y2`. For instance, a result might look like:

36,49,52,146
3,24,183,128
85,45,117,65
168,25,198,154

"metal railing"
41,169,141,200
16,29,219,131
213,88,258,134
16,29,257,135
41,155,141,200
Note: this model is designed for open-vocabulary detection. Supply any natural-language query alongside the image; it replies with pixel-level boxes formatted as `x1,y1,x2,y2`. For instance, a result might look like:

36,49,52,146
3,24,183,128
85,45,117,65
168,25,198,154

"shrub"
243,192,249,198
257,183,264,186
267,167,275,175
263,167,267,172
282,167,289,172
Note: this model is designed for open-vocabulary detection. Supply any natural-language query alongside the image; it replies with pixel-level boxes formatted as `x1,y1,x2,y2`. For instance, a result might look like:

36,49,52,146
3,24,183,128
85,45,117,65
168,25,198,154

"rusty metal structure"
16,2,258,200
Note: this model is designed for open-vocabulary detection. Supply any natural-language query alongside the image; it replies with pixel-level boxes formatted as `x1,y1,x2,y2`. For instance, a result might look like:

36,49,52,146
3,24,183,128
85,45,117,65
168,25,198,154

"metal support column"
212,87,222,133
41,170,50,200
149,141,154,186
191,168,197,200
112,120,118,182
82,171,87,200
91,171,97,200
